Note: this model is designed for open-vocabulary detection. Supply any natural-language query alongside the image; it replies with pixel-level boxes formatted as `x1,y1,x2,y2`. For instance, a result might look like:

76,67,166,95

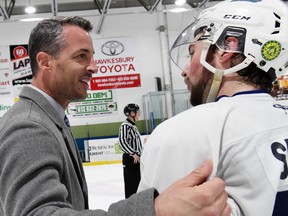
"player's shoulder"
156,103,219,129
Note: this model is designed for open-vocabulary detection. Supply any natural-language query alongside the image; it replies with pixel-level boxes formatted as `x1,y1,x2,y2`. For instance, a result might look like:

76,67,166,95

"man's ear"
219,37,239,63
36,52,52,70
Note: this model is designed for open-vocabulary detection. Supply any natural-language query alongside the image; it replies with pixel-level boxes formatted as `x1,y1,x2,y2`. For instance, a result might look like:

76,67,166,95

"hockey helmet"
170,0,288,80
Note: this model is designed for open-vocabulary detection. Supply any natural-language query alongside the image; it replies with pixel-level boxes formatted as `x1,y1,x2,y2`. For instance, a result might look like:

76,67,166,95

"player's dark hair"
236,62,273,92
231,53,273,92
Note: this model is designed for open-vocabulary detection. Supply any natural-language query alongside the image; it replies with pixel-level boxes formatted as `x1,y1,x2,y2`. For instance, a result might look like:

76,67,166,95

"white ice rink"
83,163,125,211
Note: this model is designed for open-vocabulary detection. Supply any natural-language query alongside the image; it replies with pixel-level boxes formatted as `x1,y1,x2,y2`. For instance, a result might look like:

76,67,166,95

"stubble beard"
189,68,213,106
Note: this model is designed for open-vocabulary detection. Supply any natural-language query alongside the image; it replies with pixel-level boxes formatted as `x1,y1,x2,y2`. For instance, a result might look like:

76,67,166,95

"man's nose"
181,63,190,77
88,58,98,74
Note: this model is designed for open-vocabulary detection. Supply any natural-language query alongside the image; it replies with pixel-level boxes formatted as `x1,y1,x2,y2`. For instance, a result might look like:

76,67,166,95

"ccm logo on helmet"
223,15,251,20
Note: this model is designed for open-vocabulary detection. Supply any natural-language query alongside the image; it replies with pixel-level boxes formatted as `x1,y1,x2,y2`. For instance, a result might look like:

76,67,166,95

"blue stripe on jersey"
272,190,288,216
215,89,268,102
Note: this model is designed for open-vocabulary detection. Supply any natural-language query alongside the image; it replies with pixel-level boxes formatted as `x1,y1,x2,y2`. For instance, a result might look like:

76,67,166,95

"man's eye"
189,52,194,58
77,54,88,61
79,54,86,59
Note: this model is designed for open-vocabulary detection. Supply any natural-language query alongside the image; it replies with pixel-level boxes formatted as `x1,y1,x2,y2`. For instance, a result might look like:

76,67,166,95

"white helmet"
170,0,288,101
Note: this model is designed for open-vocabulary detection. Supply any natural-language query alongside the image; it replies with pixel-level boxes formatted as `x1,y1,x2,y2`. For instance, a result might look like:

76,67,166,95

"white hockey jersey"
138,91,288,216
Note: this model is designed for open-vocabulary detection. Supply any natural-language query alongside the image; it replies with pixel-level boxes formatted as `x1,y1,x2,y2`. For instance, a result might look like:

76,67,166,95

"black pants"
122,153,141,198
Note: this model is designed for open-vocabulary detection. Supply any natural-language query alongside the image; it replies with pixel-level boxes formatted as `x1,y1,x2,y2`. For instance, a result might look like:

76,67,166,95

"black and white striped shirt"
118,118,143,156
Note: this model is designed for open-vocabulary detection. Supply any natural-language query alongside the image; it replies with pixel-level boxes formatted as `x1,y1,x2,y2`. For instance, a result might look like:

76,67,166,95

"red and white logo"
13,46,28,59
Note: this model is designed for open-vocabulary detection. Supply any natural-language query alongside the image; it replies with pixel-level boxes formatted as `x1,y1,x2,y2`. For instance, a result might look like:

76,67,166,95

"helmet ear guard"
215,26,246,54
200,41,255,76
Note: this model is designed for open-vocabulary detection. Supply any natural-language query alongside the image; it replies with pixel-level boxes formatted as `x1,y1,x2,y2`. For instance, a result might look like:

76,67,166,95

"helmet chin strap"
206,70,224,103
200,41,255,103
129,114,136,123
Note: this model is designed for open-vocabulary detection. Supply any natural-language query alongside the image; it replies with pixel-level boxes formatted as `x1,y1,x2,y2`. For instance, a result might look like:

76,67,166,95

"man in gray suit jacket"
0,16,230,216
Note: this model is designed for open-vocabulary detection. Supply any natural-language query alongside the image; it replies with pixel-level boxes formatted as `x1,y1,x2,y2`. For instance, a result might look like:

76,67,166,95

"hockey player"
138,0,288,215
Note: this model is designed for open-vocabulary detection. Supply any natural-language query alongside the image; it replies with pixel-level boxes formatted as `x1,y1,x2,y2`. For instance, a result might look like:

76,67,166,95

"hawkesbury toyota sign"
91,38,141,90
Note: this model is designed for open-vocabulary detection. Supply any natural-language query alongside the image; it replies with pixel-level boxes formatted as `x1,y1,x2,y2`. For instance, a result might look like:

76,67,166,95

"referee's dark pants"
122,153,141,198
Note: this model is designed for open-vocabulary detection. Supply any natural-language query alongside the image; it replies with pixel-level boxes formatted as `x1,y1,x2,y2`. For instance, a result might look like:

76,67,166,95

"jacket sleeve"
0,119,157,216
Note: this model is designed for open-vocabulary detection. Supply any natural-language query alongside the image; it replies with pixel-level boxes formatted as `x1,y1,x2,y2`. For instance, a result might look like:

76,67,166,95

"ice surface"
84,163,125,211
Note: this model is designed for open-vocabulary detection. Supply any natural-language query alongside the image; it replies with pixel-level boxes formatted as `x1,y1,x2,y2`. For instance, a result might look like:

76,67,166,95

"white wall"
0,5,195,126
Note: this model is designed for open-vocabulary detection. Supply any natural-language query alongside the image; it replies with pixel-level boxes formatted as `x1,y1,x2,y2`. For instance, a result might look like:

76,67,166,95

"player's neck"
217,75,260,97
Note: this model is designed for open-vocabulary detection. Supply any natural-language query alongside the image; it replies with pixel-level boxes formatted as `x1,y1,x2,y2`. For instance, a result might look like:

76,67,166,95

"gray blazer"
0,86,156,216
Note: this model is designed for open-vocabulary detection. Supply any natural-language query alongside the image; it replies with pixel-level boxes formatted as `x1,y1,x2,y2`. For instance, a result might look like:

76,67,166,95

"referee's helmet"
123,103,140,116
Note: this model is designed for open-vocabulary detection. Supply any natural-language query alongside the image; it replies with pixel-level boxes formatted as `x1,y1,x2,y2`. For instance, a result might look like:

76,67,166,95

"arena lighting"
25,0,36,14
20,17,44,22
175,0,187,6
25,6,36,14
170,8,188,13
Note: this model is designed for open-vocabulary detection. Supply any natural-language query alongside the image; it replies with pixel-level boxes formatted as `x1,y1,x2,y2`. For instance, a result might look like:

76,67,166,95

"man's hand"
155,160,231,216
130,154,140,164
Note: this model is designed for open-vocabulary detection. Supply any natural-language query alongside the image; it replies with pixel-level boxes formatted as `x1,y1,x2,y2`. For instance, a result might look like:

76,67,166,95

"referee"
118,103,143,198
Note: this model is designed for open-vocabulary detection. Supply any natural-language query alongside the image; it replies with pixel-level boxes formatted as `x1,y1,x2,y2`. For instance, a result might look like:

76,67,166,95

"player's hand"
154,160,231,216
